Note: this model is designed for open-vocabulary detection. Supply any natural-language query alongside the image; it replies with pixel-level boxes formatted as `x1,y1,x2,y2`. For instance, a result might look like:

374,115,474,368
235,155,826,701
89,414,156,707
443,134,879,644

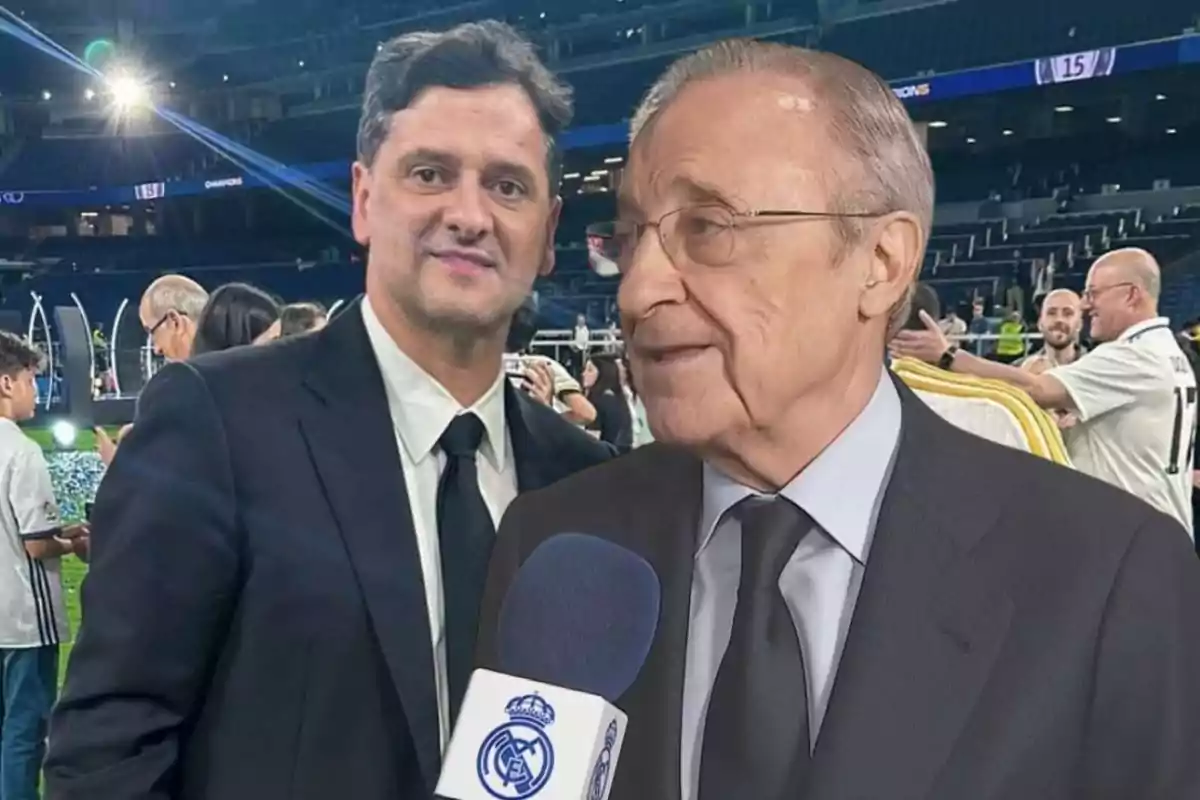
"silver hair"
144,276,208,320
630,39,935,337
356,21,573,190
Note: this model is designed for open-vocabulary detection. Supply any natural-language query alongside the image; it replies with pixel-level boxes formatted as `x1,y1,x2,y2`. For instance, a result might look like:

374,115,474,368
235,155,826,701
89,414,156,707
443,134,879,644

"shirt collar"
1119,316,1170,342
699,369,902,565
361,296,508,470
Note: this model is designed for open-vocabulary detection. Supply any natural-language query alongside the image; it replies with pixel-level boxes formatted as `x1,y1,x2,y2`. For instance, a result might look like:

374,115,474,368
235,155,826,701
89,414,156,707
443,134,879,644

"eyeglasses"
585,205,889,271
1081,282,1134,303
145,309,185,336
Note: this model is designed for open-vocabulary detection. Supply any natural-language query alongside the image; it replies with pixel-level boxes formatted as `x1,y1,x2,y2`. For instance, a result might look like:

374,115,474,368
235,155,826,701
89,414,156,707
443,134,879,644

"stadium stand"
1,0,1199,340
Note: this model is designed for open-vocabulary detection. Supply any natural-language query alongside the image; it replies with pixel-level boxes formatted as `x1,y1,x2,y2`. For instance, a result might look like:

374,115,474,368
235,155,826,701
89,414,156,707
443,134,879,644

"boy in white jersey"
0,331,89,800
892,248,1196,536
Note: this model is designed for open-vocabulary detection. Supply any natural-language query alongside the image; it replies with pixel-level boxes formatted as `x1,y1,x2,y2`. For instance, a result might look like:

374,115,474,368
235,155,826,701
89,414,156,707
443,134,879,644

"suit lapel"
297,303,442,791
806,390,1014,800
504,382,552,492
608,446,701,800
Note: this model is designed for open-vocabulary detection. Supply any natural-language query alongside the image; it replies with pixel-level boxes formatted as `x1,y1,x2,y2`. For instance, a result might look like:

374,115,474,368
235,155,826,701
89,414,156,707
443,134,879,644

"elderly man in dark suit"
478,40,1200,800
45,21,610,800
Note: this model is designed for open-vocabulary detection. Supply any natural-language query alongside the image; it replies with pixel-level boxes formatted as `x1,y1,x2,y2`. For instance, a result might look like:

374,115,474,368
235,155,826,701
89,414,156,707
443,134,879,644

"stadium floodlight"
108,74,150,109
84,88,95,100
40,89,51,100
51,420,77,448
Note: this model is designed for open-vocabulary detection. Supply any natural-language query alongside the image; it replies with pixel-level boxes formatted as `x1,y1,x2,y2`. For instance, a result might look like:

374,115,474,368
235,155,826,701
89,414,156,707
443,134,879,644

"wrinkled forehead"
622,72,834,215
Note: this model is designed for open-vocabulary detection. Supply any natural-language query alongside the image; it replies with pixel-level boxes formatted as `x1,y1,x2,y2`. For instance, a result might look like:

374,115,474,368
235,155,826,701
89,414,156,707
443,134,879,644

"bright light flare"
108,74,150,109
51,420,77,447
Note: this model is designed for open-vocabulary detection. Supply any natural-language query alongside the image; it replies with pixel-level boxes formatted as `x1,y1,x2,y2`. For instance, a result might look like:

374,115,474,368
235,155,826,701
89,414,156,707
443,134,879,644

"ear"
540,195,562,278
351,161,372,248
0,373,13,399
858,211,924,324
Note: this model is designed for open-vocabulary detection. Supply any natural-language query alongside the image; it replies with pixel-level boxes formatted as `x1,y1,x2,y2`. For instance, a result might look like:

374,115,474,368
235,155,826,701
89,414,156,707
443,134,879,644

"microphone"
436,533,660,800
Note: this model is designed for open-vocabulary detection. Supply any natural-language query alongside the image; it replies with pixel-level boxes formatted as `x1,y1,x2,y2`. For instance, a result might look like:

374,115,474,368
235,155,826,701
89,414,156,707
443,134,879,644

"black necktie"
437,413,496,727
698,497,812,800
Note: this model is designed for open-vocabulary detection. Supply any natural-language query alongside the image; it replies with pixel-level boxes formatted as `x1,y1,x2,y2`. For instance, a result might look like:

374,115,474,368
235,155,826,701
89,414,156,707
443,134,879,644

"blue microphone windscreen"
496,533,661,704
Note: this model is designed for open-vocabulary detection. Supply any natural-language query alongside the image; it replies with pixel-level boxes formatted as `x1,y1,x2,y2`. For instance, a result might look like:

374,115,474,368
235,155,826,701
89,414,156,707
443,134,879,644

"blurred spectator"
278,302,329,338
100,275,209,464
137,275,208,363
939,307,967,338
505,301,596,426
1003,282,1026,321
582,353,632,452
190,283,281,356
968,297,994,357
995,309,1028,364
568,312,590,377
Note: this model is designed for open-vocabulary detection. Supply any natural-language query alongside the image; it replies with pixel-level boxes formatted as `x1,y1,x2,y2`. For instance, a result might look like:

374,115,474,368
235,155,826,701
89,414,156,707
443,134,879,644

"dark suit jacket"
45,302,611,800
478,384,1200,800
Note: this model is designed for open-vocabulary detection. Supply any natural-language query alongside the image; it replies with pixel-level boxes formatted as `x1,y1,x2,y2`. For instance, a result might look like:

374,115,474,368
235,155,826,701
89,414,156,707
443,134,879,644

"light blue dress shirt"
681,371,903,800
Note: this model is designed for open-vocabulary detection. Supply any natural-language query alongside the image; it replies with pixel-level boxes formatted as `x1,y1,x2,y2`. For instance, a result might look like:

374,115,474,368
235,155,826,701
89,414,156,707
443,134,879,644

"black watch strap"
938,344,960,371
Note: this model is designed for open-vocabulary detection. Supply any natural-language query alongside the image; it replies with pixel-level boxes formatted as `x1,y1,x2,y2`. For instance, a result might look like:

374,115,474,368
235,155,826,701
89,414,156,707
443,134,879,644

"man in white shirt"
46,21,611,800
0,332,87,800
894,247,1196,534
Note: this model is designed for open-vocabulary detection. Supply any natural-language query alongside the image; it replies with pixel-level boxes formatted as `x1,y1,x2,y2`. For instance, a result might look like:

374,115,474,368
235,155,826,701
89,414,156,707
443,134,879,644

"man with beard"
1020,289,1084,375
892,286,1069,464
894,248,1196,534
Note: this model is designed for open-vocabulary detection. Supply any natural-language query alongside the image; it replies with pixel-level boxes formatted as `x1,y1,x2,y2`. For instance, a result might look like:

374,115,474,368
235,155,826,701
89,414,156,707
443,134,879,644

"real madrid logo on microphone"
476,694,556,799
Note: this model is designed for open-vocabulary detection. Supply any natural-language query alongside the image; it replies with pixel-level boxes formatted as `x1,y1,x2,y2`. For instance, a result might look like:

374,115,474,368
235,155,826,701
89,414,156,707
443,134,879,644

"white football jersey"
0,417,69,647
1049,317,1197,535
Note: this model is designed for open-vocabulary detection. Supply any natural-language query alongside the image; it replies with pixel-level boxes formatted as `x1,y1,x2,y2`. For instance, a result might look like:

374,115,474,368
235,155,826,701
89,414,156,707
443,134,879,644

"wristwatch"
938,344,960,371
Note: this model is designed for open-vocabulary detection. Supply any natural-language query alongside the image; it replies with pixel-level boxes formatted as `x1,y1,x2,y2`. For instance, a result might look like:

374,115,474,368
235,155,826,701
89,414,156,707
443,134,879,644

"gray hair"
357,20,573,191
630,40,934,336
143,275,208,320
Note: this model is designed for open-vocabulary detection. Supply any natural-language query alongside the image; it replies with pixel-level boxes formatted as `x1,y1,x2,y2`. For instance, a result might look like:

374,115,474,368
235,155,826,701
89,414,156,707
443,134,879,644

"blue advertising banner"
889,35,1186,104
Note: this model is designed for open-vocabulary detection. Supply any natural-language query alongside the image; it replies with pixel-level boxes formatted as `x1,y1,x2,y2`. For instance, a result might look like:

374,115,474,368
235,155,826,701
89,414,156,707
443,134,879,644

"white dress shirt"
681,371,902,800
361,297,519,751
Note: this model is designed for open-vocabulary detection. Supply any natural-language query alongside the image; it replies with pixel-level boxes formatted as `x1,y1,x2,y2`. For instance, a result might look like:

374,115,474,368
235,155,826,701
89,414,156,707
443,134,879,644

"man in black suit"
45,21,609,800
478,40,1200,800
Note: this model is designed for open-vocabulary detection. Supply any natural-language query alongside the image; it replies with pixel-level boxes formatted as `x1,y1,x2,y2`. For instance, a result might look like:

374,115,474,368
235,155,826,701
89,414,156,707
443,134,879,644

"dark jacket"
46,302,612,800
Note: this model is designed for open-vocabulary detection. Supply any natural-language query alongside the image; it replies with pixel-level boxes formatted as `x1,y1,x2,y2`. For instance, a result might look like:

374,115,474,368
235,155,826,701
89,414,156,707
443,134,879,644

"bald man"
138,275,208,363
1020,289,1085,374
96,276,209,465
895,248,1197,535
